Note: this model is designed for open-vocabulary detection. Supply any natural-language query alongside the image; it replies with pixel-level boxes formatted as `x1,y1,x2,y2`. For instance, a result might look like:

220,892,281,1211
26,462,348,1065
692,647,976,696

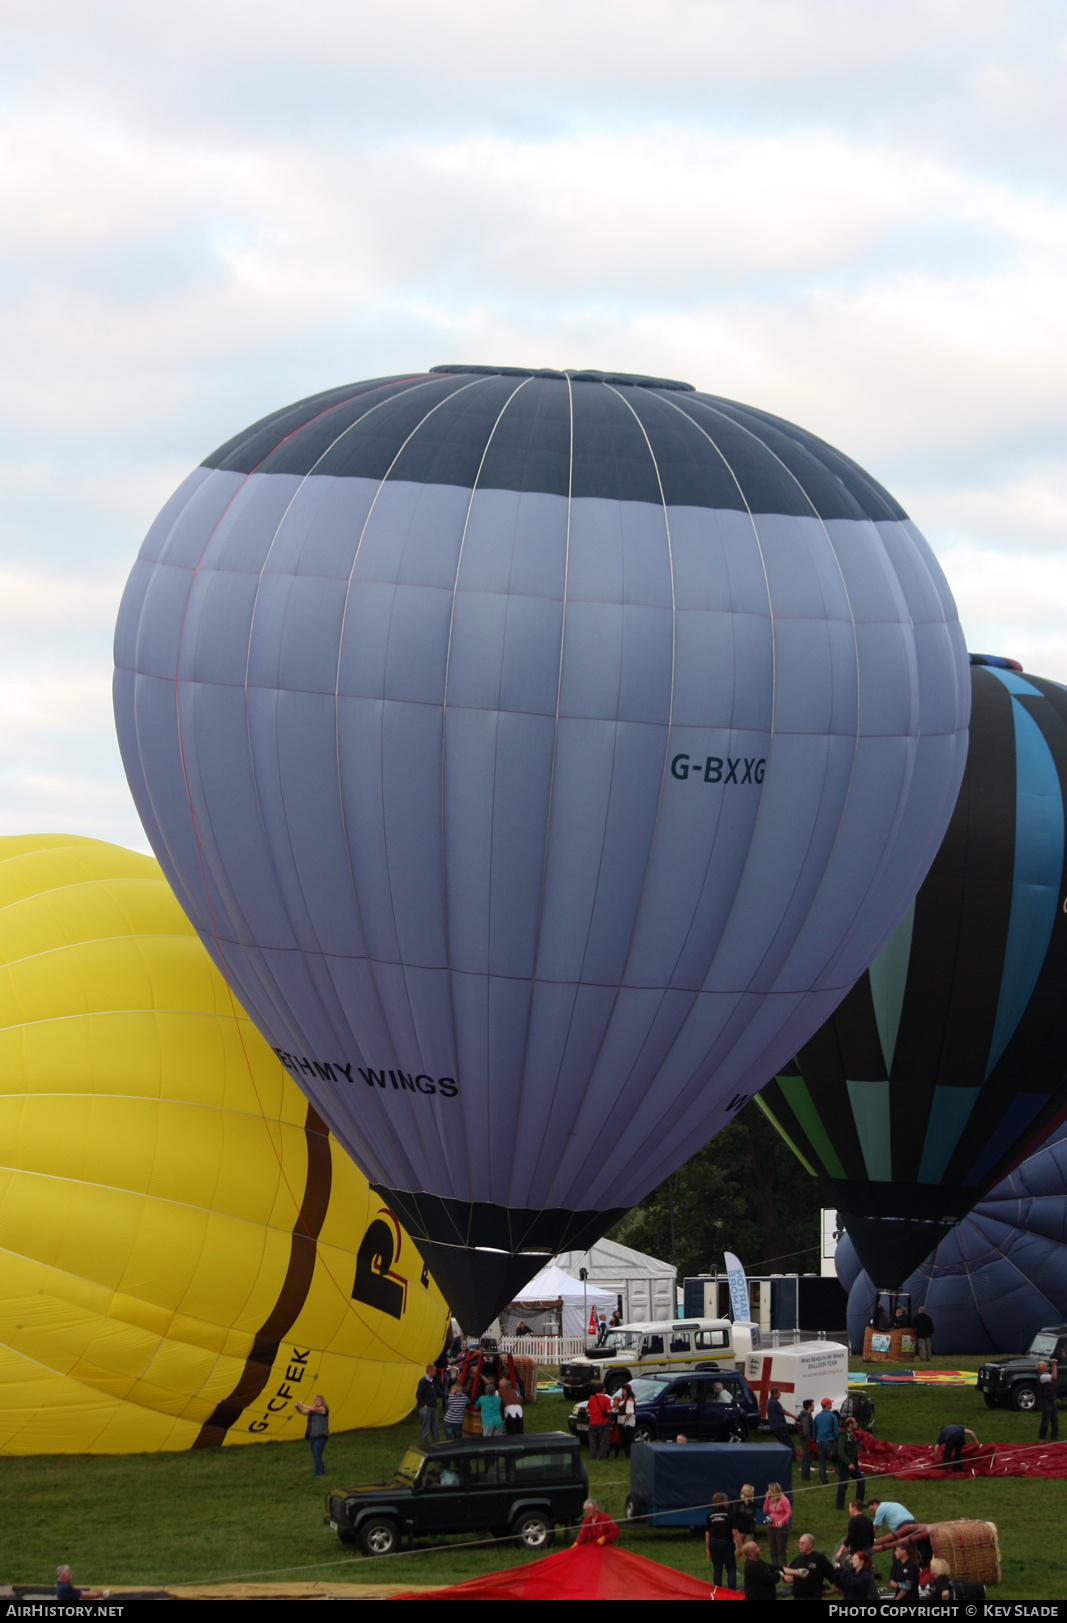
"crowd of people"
708,1490,976,1602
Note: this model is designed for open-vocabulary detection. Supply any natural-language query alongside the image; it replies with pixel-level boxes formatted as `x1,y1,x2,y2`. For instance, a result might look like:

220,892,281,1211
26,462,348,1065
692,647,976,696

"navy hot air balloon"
759,655,1067,1289
838,1123,1067,1356
113,365,968,1329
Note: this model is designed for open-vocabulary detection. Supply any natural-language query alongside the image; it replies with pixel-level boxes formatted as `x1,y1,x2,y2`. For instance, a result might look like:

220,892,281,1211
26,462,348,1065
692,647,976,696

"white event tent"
503,1262,618,1338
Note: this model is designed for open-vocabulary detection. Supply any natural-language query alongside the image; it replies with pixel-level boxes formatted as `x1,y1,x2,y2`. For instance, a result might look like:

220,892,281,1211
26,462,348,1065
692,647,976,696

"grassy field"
1,1357,1063,1597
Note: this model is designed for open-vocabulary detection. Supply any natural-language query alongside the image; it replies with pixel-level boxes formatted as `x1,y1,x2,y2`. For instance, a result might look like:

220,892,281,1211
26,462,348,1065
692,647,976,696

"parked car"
977,1325,1067,1411
568,1366,760,1444
560,1318,736,1399
324,1433,587,1555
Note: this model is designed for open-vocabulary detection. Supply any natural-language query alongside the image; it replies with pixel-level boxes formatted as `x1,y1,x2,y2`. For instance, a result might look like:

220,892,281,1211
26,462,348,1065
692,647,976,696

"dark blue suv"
568,1367,760,1444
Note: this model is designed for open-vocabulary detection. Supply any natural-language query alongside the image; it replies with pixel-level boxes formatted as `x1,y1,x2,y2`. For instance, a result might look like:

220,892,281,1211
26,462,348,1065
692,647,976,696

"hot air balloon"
0,834,449,1454
113,364,969,1330
758,655,1067,1289
839,1124,1067,1355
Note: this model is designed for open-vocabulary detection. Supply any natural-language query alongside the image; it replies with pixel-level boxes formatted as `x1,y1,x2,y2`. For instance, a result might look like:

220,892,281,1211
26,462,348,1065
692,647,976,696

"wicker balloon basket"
928,1520,1002,1586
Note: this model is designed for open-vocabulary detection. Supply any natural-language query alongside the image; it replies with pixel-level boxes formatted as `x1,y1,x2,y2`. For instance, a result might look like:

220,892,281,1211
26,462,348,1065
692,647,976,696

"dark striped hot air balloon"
113,364,969,1331
759,655,1067,1287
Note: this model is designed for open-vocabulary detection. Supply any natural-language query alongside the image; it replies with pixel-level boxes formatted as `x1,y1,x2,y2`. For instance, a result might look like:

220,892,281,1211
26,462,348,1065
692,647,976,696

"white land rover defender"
559,1319,736,1399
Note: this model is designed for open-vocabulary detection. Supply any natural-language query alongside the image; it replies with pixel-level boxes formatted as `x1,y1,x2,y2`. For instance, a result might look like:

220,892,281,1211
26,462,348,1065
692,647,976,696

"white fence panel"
498,1336,586,1361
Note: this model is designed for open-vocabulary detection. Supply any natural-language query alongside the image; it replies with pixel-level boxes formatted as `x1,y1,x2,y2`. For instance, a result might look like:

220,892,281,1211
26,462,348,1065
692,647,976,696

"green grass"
0,1358,1062,1597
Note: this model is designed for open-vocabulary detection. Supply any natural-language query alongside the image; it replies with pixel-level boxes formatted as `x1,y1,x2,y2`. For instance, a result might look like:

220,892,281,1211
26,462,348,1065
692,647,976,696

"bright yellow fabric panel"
0,835,449,1454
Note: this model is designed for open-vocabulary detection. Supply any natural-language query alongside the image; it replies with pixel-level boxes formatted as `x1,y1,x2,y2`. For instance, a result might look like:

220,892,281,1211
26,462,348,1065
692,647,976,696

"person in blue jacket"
813,1397,840,1484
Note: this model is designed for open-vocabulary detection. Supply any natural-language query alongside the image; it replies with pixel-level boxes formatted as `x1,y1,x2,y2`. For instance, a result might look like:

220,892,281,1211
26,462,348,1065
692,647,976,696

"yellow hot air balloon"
0,834,450,1453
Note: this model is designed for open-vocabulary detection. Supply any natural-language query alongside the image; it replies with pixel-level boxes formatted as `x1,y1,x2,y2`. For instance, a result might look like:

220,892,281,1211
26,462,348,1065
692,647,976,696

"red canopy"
392,1542,742,1600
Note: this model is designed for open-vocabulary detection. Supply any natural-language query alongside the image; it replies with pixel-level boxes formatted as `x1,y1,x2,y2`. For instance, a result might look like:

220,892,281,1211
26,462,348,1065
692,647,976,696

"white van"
559,1318,735,1398
743,1341,849,1423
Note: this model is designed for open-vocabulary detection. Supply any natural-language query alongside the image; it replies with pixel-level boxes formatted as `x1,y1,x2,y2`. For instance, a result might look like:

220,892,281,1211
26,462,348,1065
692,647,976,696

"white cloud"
1,0,1066,841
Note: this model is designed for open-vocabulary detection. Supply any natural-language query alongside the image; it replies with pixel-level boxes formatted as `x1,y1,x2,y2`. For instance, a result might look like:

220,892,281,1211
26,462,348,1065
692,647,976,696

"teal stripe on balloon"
985,679,1064,1079
846,1079,892,1181
916,1084,982,1182
868,899,914,1075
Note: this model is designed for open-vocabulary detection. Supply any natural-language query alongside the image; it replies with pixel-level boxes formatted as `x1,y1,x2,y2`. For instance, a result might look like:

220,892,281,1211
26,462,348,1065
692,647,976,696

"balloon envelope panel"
841,1124,1067,1354
0,835,449,1454
113,365,969,1326
759,661,1067,1286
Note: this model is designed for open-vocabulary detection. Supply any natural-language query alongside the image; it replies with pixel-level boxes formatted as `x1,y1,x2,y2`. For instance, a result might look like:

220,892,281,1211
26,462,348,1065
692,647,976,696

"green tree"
607,1101,820,1279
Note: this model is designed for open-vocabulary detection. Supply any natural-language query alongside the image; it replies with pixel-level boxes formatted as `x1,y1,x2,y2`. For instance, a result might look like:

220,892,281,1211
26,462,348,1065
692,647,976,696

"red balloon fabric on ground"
856,1428,1067,1480
391,1541,743,1599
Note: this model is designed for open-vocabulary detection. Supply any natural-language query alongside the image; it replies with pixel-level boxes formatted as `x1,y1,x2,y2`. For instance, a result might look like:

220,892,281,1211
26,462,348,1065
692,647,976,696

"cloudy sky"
2,0,1064,849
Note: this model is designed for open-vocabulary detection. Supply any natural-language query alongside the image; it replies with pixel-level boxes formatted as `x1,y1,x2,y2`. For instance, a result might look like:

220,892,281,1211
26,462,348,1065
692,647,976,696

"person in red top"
574,1498,620,1545
587,1383,613,1460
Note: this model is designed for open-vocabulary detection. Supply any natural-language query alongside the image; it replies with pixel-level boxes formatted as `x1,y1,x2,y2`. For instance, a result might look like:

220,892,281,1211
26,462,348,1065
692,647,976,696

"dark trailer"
626,1439,794,1530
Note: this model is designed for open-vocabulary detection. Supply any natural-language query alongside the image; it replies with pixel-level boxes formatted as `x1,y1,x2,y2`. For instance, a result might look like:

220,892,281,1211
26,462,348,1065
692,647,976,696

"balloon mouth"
429,364,695,391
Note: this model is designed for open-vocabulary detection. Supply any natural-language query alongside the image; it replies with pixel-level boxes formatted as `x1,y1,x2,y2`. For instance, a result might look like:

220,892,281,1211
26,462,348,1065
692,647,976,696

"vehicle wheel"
1012,1383,1038,1412
359,1517,400,1557
983,1393,999,1409
726,1420,748,1443
513,1510,554,1550
634,1420,656,1443
624,1494,646,1523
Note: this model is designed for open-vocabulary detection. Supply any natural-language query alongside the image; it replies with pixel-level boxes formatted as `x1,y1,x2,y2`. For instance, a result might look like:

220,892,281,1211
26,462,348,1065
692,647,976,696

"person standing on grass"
416,1363,441,1445
797,1398,815,1483
913,1305,934,1361
783,1533,836,1600
834,1498,874,1564
730,1483,757,1553
813,1397,839,1484
835,1415,865,1510
762,1480,792,1566
767,1387,796,1457
834,1548,877,1600
498,1374,524,1435
587,1382,613,1460
475,1380,504,1436
889,1542,920,1600
935,1421,978,1472
705,1492,737,1589
1038,1358,1059,1440
294,1393,329,1476
611,1382,636,1459
742,1540,782,1601
443,1373,469,1439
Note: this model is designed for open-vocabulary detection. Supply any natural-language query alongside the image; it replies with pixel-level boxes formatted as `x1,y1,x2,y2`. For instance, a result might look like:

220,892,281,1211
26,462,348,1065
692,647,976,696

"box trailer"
744,1340,849,1423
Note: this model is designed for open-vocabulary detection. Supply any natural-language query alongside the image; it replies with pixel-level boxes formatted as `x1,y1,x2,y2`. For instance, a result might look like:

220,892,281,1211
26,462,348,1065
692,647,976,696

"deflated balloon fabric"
113,365,969,1327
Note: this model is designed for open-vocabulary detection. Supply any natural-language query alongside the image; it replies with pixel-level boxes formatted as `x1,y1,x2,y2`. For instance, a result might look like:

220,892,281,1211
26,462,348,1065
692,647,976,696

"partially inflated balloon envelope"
0,835,449,1454
837,1123,1067,1355
759,656,1067,1288
113,364,969,1329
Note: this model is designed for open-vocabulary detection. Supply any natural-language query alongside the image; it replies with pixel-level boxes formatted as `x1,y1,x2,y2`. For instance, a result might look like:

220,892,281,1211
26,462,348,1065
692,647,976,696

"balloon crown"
430,363,694,391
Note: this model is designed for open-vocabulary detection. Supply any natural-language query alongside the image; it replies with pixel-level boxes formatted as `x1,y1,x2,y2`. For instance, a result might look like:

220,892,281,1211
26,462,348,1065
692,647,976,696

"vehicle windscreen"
393,1447,426,1485
1029,1334,1059,1359
608,1332,638,1350
630,1376,674,1402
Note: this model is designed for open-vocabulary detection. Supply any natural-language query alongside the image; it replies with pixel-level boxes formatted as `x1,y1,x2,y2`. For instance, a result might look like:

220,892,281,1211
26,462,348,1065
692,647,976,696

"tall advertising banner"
723,1252,750,1323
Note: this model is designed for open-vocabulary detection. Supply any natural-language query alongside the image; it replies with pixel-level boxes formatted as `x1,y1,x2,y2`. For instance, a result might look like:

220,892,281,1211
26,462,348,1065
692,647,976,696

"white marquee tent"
504,1262,618,1338
553,1237,677,1324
